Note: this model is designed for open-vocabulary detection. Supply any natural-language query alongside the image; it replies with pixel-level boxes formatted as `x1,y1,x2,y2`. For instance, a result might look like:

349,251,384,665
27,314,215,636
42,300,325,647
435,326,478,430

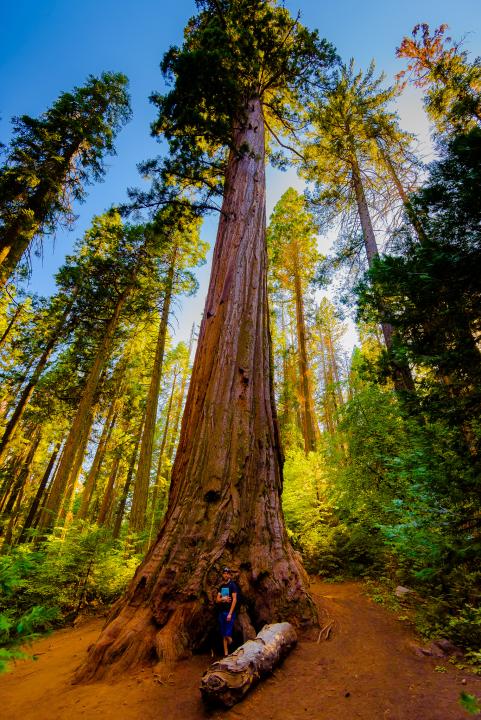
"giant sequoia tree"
76,0,335,681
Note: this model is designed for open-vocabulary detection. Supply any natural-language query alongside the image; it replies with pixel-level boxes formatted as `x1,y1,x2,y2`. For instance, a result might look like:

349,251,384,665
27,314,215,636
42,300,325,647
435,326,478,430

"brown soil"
2,579,480,719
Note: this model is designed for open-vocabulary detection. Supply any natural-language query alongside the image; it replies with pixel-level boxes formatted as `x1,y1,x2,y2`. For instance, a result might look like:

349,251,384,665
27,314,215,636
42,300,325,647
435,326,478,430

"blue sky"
1,0,480,343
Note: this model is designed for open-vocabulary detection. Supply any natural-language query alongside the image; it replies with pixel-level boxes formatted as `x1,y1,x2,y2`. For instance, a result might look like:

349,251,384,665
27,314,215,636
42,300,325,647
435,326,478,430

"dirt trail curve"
2,579,480,720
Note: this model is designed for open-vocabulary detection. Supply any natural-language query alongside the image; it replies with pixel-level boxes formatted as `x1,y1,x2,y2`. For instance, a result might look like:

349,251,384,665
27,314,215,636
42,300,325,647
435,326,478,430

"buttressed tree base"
74,100,316,682
73,0,335,681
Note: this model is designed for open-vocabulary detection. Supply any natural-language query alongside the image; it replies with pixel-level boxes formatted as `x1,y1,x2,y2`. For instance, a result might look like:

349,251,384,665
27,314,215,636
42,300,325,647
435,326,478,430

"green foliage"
0,522,141,673
459,692,481,716
397,23,481,136
282,446,385,576
0,551,59,672
267,187,324,296
358,129,481,488
13,523,142,616
139,0,335,210
0,72,131,284
0,523,143,673
302,58,418,265
446,607,481,651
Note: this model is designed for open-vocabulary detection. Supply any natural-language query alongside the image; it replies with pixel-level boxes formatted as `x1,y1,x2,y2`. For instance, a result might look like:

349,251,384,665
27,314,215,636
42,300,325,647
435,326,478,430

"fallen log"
200,622,297,708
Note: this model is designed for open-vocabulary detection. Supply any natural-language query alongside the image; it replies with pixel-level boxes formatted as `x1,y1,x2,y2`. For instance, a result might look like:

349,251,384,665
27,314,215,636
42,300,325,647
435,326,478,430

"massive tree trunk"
75,98,316,683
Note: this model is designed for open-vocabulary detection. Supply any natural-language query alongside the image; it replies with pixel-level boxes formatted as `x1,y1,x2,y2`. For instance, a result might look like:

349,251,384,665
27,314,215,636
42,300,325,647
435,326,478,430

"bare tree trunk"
78,403,119,520
351,152,414,392
377,143,428,244
0,449,27,512
0,430,41,541
317,333,332,434
112,423,142,539
166,324,195,461
38,291,129,531
130,265,174,534
18,441,61,542
293,263,319,452
97,453,121,526
0,302,24,350
58,405,97,525
279,302,292,433
0,300,73,463
147,370,179,547
75,98,315,683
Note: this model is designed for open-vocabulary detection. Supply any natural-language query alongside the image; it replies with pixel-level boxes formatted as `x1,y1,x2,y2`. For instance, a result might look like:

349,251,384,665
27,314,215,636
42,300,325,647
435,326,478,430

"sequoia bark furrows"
76,98,315,682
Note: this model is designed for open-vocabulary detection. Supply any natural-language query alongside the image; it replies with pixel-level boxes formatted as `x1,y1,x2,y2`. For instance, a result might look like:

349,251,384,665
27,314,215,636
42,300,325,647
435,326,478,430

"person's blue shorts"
218,610,235,638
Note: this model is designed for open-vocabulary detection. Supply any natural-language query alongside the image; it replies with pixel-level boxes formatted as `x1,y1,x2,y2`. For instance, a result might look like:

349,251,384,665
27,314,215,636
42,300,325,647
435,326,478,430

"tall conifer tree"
76,0,335,680
0,72,131,288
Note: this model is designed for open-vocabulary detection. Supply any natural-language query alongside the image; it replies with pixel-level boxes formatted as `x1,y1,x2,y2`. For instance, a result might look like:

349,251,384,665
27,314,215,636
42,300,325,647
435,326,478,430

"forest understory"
1,0,481,714
2,579,480,720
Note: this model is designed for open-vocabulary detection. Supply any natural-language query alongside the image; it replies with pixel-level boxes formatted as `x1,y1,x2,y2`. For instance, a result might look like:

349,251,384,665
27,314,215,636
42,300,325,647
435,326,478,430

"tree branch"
264,117,306,162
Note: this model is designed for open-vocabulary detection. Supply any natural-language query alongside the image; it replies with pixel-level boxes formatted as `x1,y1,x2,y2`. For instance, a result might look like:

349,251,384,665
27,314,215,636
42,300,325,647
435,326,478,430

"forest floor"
2,579,481,720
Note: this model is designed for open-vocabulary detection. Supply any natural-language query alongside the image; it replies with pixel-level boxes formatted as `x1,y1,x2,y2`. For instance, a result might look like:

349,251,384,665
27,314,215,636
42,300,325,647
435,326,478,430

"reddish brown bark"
75,98,316,683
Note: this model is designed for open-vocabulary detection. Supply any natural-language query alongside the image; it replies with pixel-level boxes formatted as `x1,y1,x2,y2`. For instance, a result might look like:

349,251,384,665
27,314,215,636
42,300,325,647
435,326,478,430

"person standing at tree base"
216,567,238,656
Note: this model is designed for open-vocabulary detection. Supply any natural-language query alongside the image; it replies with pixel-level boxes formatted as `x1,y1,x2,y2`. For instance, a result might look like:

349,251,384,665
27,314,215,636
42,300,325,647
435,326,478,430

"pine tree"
397,23,481,136
303,61,415,390
0,72,131,288
267,188,321,453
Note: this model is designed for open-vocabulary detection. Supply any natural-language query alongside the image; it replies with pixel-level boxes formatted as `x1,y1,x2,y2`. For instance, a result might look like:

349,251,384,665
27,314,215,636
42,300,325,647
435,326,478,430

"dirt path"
2,580,480,719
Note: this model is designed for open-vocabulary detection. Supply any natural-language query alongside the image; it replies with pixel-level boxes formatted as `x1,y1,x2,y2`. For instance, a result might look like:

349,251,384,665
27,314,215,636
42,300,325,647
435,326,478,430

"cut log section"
200,622,297,707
